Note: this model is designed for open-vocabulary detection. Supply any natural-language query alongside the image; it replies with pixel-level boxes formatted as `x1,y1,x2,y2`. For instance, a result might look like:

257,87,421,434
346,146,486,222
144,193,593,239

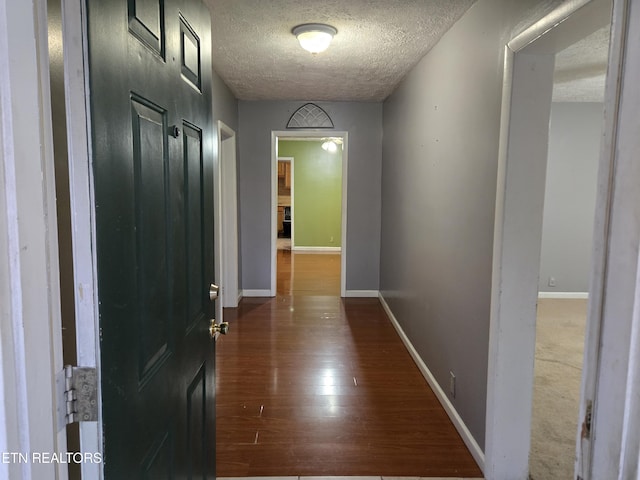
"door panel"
141,430,173,479
86,0,214,477
130,95,172,384
128,0,165,56
183,122,206,332
180,16,201,89
186,364,207,478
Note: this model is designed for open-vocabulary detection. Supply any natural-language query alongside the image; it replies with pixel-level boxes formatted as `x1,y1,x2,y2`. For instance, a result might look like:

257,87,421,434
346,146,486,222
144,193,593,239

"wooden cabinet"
278,161,291,186
284,163,291,188
278,160,292,194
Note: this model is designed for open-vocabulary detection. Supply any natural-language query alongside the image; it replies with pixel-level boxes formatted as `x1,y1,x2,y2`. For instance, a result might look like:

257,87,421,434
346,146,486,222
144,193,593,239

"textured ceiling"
206,0,609,103
206,0,477,101
552,25,610,102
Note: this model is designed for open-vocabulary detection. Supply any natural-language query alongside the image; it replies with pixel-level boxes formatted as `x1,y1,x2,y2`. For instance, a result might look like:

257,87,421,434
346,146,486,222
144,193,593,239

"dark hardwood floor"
216,251,482,477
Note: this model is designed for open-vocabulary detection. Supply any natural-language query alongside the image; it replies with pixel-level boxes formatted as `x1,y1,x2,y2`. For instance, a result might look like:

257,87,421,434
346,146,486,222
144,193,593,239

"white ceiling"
206,0,609,103
207,0,476,101
553,25,610,102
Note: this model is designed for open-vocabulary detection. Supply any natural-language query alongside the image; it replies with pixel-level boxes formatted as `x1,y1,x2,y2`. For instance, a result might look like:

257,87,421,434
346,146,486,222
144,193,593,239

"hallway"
215,252,482,478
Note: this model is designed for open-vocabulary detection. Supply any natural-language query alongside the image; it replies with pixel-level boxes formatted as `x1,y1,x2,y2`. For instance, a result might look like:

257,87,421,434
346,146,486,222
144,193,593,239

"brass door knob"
209,320,229,338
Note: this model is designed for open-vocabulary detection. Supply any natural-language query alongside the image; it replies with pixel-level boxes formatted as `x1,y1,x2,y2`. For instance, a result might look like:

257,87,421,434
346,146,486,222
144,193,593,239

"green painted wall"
278,140,342,248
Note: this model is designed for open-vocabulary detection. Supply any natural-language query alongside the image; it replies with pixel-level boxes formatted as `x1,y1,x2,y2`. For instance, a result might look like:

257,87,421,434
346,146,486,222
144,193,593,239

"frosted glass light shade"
293,24,337,54
321,140,338,152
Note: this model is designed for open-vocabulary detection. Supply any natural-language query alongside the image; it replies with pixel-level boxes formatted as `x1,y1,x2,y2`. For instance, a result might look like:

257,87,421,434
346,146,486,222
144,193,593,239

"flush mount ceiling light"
321,140,338,152
321,137,343,153
292,23,337,54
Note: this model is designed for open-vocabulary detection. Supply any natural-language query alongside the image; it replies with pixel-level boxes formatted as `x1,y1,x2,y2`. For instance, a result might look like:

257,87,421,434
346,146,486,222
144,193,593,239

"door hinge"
62,365,98,425
581,400,593,439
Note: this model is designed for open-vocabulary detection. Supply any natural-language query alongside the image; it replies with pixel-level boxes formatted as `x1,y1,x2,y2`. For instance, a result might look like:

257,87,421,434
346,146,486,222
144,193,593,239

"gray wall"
238,101,382,292
380,0,565,451
212,69,238,132
539,102,602,293
210,67,239,286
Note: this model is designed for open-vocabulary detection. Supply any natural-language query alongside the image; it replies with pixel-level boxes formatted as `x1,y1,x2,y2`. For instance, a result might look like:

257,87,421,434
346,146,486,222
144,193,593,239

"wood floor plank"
216,252,482,477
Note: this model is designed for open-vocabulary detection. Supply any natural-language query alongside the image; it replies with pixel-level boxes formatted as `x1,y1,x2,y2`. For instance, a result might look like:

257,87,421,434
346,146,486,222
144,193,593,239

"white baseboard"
378,293,485,472
292,246,341,253
241,289,272,297
538,291,589,299
344,290,379,298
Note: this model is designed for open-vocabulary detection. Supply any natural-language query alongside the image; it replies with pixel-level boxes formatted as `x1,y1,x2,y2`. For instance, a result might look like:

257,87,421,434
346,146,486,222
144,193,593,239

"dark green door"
86,0,215,477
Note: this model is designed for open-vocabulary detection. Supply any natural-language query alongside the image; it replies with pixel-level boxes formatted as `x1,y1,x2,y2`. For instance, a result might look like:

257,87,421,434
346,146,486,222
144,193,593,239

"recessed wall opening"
271,131,348,297
486,0,613,478
216,121,239,317
530,24,610,479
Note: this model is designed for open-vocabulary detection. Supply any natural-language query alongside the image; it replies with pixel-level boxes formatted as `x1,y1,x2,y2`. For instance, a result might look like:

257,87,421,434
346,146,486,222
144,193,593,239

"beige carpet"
529,298,587,480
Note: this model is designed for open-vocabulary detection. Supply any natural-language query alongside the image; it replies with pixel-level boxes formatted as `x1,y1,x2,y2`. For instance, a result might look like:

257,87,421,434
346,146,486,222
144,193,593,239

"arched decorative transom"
286,103,334,129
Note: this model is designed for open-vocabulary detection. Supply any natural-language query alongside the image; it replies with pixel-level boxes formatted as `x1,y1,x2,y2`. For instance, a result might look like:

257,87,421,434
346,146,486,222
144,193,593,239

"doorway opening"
271,131,348,297
530,25,609,478
216,121,239,320
276,157,293,252
485,0,614,478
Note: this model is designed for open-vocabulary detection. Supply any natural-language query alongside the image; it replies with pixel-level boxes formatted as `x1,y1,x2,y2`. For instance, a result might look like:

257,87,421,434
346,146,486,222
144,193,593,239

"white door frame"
276,157,295,247
216,121,240,314
0,0,69,478
485,0,625,478
585,1,640,477
58,0,104,478
270,131,348,297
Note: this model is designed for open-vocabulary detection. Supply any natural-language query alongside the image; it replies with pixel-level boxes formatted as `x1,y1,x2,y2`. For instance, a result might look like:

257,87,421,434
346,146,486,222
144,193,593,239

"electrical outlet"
548,276,556,287
449,371,456,398
330,236,334,243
